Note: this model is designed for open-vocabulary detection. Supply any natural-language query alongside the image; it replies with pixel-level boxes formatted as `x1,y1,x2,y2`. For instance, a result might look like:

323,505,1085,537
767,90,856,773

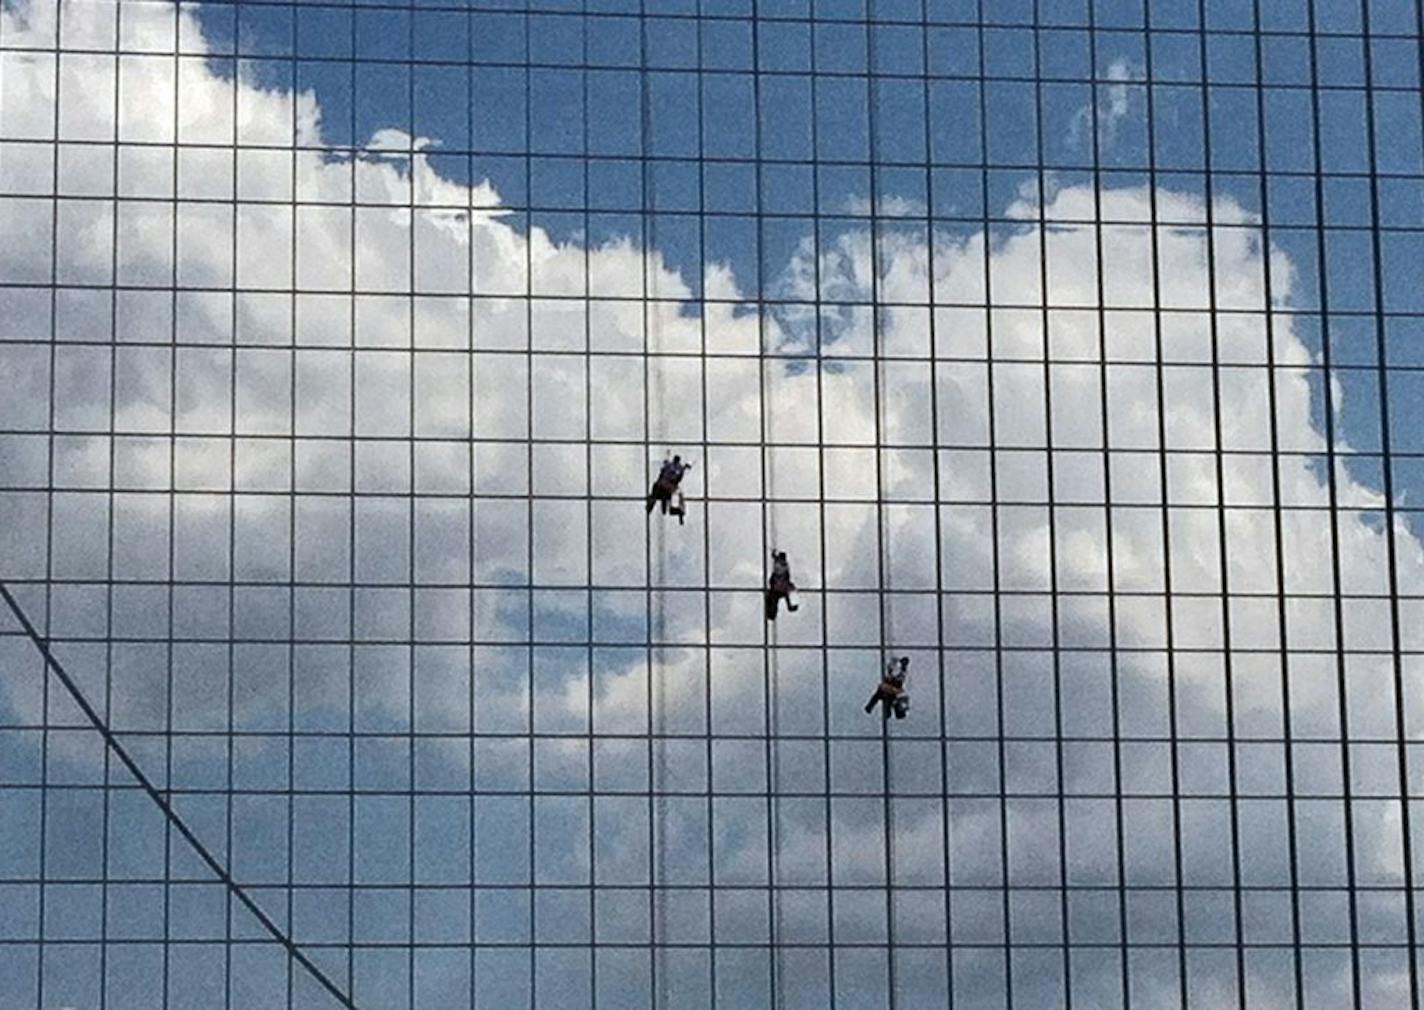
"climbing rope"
637,9,672,1003
765,358,785,1010
864,13,899,1001
0,581,361,1010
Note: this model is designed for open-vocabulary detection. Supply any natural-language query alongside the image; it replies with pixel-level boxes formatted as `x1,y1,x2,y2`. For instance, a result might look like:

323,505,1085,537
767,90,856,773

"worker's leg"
765,590,778,621
865,691,879,714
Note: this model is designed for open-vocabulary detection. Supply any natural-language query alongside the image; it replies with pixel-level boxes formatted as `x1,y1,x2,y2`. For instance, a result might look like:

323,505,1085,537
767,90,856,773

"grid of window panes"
2,0,1424,1007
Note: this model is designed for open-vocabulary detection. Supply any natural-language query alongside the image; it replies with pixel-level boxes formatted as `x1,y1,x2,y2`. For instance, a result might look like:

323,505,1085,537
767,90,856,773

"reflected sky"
2,0,1424,1007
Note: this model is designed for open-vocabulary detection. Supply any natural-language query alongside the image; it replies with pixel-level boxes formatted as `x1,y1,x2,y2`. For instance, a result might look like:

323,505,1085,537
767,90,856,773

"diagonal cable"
0,580,360,1010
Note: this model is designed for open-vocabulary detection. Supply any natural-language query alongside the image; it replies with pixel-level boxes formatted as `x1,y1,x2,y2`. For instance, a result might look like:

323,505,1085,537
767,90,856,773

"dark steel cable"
0,580,362,1010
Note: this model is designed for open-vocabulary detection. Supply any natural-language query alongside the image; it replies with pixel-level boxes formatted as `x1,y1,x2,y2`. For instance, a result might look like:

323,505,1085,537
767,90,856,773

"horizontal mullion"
2,43,1419,91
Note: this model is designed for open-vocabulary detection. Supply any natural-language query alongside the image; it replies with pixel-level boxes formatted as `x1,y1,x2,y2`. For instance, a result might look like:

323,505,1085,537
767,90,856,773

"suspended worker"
765,549,799,620
865,656,909,719
646,454,693,525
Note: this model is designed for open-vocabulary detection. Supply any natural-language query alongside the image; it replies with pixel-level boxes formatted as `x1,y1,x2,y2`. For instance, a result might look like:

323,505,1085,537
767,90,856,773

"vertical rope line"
1028,5,1071,1005
973,2,1013,1004
745,2,782,1004
1138,4,1188,1006
1302,6,1363,1006
1248,2,1307,1006
860,7,897,1007
1359,5,1421,1004
917,0,954,1002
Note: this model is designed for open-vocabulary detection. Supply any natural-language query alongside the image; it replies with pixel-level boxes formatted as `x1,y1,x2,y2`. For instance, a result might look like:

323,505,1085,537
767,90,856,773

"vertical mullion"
1360,5,1422,1006
1083,4,1133,1008
224,2,239,1007
279,8,294,1003
36,0,64,1005
1192,3,1249,1007
346,5,359,999
165,2,180,1003
636,5,661,1004
917,0,953,1003
694,7,718,1006
973,2,1012,1005
287,4,302,1003
102,2,123,1008
582,5,596,1006
1305,8,1365,1006
1028,6,1071,1008
1248,2,1307,1007
807,8,837,1009
405,2,418,1005
523,6,537,1003
467,6,478,1004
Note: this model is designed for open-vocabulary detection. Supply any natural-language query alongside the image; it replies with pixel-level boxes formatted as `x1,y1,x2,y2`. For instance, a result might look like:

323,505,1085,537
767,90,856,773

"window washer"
865,656,909,719
646,454,692,525
765,549,799,620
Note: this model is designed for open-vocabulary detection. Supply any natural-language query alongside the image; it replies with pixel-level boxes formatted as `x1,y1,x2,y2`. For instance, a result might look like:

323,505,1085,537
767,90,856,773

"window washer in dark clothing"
765,549,799,620
647,454,693,524
865,656,909,719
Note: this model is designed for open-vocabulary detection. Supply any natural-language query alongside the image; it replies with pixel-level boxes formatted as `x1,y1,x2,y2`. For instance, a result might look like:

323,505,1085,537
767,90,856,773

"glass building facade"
2,0,1423,1006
